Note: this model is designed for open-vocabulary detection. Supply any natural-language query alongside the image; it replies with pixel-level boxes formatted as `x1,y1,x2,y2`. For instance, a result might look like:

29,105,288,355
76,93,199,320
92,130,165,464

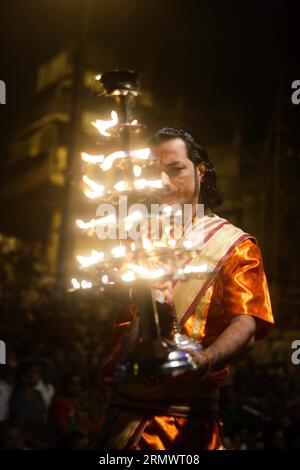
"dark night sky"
0,0,299,150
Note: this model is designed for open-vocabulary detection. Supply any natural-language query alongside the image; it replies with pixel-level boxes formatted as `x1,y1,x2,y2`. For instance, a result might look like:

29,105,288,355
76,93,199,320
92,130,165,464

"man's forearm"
204,315,256,371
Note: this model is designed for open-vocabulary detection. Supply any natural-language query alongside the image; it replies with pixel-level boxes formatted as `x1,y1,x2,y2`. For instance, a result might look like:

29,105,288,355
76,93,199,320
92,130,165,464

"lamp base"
169,332,203,352
114,339,197,381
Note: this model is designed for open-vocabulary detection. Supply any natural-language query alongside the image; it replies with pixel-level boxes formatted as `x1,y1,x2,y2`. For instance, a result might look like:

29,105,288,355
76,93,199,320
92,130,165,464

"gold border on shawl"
173,223,249,323
191,285,213,341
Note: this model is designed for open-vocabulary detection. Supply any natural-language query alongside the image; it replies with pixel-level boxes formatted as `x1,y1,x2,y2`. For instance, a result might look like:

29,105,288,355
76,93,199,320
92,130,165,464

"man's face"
151,138,204,206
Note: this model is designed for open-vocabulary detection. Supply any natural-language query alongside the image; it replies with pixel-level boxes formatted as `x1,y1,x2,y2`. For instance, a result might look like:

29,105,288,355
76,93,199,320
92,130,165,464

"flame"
99,148,150,172
183,240,193,249
101,150,126,171
71,278,81,289
133,178,146,190
111,246,126,258
146,179,163,189
81,152,104,164
71,278,93,290
76,250,104,268
114,180,128,192
133,178,163,190
127,264,165,279
121,271,136,282
133,164,142,177
183,263,208,274
81,280,93,289
82,175,104,199
92,110,118,137
76,213,116,230
130,148,150,159
76,211,144,234
142,238,153,251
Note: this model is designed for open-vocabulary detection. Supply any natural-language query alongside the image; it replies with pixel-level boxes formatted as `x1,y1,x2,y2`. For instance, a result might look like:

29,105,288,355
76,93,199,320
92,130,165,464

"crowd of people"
221,358,300,449
0,343,299,449
0,233,113,449
0,349,109,449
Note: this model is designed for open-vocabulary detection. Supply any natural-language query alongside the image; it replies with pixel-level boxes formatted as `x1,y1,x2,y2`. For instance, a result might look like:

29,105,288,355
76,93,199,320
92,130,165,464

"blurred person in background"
10,361,47,448
49,371,94,446
35,359,56,411
0,347,18,422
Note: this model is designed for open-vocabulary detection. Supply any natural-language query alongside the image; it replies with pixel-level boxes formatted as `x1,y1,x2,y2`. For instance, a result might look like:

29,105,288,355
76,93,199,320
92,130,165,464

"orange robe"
100,238,274,450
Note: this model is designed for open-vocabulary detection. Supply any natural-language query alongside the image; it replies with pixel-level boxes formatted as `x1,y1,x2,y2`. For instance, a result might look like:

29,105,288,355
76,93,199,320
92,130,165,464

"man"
10,361,47,448
99,128,274,450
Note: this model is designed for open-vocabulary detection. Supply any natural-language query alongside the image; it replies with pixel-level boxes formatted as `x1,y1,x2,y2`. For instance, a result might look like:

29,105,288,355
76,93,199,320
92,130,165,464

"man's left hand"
170,347,210,379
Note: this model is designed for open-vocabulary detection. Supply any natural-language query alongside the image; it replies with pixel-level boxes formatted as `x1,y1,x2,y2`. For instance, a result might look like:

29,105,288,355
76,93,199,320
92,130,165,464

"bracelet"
201,350,214,374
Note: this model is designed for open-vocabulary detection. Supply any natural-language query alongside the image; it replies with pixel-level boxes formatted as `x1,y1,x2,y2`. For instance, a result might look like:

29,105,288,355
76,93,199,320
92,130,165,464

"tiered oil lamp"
72,70,213,378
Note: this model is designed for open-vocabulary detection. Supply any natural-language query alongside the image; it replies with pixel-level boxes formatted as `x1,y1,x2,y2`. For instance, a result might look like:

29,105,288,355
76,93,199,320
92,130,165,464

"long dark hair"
149,127,224,209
